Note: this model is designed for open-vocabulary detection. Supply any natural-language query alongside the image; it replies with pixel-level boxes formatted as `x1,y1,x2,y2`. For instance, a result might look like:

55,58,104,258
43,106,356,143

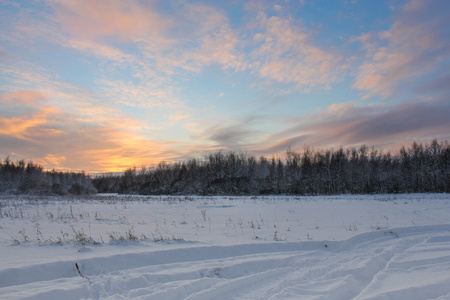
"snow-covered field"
1,194,450,300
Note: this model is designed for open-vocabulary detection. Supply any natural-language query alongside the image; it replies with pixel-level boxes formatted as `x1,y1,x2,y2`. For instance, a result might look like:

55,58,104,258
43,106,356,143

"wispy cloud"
1,90,48,106
0,62,179,172
353,0,450,98
193,115,269,151
0,106,60,140
127,2,246,77
169,111,191,125
261,134,311,155
248,12,344,90
259,98,450,154
207,124,255,149
43,153,66,167
0,100,187,172
1,0,448,173
51,0,169,42
415,73,450,95
0,45,13,60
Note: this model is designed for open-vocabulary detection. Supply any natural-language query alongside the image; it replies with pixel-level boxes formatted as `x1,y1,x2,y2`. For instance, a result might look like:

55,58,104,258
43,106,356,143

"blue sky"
1,0,449,173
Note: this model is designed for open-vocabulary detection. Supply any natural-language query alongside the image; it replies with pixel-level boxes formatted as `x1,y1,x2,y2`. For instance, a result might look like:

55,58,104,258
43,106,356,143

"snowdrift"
1,194,449,299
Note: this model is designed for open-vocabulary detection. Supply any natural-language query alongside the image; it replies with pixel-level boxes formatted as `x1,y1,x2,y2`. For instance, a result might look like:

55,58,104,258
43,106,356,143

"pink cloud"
139,3,245,73
249,14,343,90
169,111,190,125
353,0,450,98
1,90,48,106
0,45,13,60
258,99,450,154
52,0,169,42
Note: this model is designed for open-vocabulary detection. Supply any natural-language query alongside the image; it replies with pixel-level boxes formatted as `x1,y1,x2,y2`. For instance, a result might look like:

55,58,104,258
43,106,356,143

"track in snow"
1,225,450,299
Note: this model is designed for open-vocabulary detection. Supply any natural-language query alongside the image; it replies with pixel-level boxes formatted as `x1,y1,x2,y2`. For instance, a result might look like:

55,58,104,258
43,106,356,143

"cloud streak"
259,98,450,154
0,0,448,173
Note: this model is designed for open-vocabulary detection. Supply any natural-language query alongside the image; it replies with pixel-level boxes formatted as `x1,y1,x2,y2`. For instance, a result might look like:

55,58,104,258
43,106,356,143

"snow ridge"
1,194,450,299
1,225,450,299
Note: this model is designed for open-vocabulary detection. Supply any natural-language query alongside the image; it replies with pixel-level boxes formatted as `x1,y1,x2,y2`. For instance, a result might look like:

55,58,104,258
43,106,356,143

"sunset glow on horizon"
1,0,449,173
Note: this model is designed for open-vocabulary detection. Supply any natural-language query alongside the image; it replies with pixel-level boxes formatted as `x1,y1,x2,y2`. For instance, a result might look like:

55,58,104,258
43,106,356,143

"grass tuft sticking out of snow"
1,194,450,299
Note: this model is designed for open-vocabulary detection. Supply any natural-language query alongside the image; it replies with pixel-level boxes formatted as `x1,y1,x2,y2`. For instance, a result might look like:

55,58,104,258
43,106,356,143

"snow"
1,194,450,299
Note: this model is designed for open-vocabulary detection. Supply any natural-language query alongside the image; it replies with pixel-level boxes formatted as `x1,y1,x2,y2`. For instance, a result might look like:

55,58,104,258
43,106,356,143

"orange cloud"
169,111,190,125
83,132,181,172
0,109,184,173
0,106,59,140
43,154,66,168
0,116,46,140
184,122,203,134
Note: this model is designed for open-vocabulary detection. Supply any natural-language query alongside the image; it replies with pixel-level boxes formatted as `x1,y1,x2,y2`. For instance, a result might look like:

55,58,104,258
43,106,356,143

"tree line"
0,158,96,195
93,139,449,195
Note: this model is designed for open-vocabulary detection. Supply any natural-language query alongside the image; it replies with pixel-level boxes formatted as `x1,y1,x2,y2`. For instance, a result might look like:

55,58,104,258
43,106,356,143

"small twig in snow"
75,263,91,284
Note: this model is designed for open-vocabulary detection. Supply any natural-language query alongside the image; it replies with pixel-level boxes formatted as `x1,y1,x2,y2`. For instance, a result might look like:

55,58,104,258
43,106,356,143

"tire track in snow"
353,232,450,300
1,224,450,299
88,252,299,299
193,238,413,299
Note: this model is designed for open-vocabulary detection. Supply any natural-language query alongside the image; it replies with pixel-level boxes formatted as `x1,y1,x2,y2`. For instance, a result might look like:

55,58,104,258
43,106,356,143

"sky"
0,0,449,173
